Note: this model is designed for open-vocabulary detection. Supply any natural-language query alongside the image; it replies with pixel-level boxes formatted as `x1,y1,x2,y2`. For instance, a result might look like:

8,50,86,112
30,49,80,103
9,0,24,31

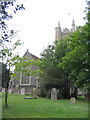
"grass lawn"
1,93,88,118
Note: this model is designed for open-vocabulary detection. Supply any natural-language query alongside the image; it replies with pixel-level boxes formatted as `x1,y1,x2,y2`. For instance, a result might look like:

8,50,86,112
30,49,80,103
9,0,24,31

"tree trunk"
5,88,8,107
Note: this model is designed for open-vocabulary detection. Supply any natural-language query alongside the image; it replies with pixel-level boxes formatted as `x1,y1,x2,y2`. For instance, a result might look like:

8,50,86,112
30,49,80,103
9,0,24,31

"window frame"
20,74,31,86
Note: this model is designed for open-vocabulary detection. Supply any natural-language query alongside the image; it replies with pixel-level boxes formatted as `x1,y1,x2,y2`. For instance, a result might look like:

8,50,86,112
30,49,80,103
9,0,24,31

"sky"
7,0,86,58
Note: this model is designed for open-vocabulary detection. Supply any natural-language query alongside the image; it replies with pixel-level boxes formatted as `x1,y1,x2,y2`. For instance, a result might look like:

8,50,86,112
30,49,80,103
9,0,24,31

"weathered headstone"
21,88,25,95
8,89,12,93
32,88,37,98
14,85,19,95
2,88,5,93
51,88,58,100
18,91,19,95
70,97,76,104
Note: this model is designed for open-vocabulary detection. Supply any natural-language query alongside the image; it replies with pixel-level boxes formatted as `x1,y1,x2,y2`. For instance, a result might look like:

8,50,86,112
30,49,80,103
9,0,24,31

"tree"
57,1,90,97
1,63,10,107
38,42,70,99
55,38,70,98
0,0,25,107
58,24,89,90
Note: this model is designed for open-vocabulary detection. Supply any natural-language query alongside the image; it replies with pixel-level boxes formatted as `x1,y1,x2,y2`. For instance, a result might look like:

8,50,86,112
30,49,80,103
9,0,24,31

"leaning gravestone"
51,88,58,100
70,97,76,104
21,88,25,95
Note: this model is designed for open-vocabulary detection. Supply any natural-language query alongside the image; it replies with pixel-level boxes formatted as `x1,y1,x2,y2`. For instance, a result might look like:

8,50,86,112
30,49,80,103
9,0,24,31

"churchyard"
1,93,88,118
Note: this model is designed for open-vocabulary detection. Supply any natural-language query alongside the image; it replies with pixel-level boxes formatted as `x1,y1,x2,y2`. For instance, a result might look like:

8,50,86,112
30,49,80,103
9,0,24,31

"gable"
23,49,38,60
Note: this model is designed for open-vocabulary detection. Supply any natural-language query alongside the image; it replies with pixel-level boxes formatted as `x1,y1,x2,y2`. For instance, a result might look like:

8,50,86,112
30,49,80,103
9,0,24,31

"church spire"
55,20,62,41
72,19,75,32
58,21,60,27
72,19,75,24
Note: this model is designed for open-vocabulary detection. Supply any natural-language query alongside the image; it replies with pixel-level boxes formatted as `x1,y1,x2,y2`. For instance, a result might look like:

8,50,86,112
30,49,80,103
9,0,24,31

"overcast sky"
7,0,86,57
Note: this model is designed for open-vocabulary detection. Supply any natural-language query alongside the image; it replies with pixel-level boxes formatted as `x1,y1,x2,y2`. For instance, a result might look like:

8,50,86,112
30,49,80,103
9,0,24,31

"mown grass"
1,93,88,118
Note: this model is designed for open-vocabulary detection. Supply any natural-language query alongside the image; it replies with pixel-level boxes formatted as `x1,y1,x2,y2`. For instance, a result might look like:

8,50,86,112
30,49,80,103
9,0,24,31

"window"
20,74,31,85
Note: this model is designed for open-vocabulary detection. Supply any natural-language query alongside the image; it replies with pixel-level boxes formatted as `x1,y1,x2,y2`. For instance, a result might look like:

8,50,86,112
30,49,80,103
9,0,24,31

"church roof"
23,49,39,60
31,53,39,60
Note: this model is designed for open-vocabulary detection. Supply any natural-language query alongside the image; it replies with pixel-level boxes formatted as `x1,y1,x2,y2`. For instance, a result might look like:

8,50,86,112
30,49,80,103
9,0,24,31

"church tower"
55,21,62,41
72,19,75,32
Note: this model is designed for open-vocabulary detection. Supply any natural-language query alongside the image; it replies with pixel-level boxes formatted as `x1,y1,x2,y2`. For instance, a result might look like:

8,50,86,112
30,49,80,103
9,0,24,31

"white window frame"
20,74,31,86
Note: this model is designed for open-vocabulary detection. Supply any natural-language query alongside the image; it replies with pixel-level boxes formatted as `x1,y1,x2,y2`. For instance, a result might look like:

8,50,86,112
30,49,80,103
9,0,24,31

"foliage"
0,0,25,70
0,0,25,107
0,1,39,86
37,42,70,99
12,57,38,79
0,0,25,45
58,24,89,88
57,1,89,90
1,63,10,89
38,2,89,98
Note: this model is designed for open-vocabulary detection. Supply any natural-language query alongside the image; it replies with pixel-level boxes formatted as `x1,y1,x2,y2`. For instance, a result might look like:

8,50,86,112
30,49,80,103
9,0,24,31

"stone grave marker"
8,89,12,93
21,88,25,95
70,97,76,104
32,88,37,98
14,85,19,95
2,88,5,93
51,88,58,100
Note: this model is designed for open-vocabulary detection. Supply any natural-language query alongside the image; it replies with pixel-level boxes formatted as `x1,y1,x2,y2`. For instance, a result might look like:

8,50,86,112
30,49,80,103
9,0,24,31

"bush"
46,90,51,98
57,92,62,99
38,88,47,97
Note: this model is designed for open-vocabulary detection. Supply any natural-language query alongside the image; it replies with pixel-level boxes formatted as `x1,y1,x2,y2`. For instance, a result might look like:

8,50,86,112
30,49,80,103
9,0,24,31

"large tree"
58,24,88,89
58,1,89,94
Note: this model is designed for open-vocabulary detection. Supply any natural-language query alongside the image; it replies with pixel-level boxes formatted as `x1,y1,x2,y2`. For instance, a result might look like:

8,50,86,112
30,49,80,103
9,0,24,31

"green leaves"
12,57,38,80
58,24,88,88
2,63,10,88
37,41,70,98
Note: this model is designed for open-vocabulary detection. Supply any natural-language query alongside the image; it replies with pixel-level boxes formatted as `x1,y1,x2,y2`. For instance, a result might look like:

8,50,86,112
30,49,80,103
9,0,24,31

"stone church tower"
72,19,75,32
55,19,75,41
55,21,62,41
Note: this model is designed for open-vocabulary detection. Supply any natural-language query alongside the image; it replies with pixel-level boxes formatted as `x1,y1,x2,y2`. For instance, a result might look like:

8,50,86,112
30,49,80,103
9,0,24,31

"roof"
23,49,39,60
30,53,39,60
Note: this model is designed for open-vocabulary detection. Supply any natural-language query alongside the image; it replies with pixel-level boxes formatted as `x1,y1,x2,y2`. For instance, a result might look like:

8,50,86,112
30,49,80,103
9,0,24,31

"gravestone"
32,88,37,98
2,88,5,93
51,88,58,100
70,97,76,104
8,89,12,93
18,91,19,95
14,85,19,95
21,88,25,95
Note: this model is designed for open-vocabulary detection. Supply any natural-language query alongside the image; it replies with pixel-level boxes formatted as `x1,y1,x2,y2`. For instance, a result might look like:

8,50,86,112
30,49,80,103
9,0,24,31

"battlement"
55,19,75,40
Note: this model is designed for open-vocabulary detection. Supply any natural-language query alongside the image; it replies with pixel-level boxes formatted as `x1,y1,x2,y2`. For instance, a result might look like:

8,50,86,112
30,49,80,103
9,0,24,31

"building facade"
8,49,40,95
